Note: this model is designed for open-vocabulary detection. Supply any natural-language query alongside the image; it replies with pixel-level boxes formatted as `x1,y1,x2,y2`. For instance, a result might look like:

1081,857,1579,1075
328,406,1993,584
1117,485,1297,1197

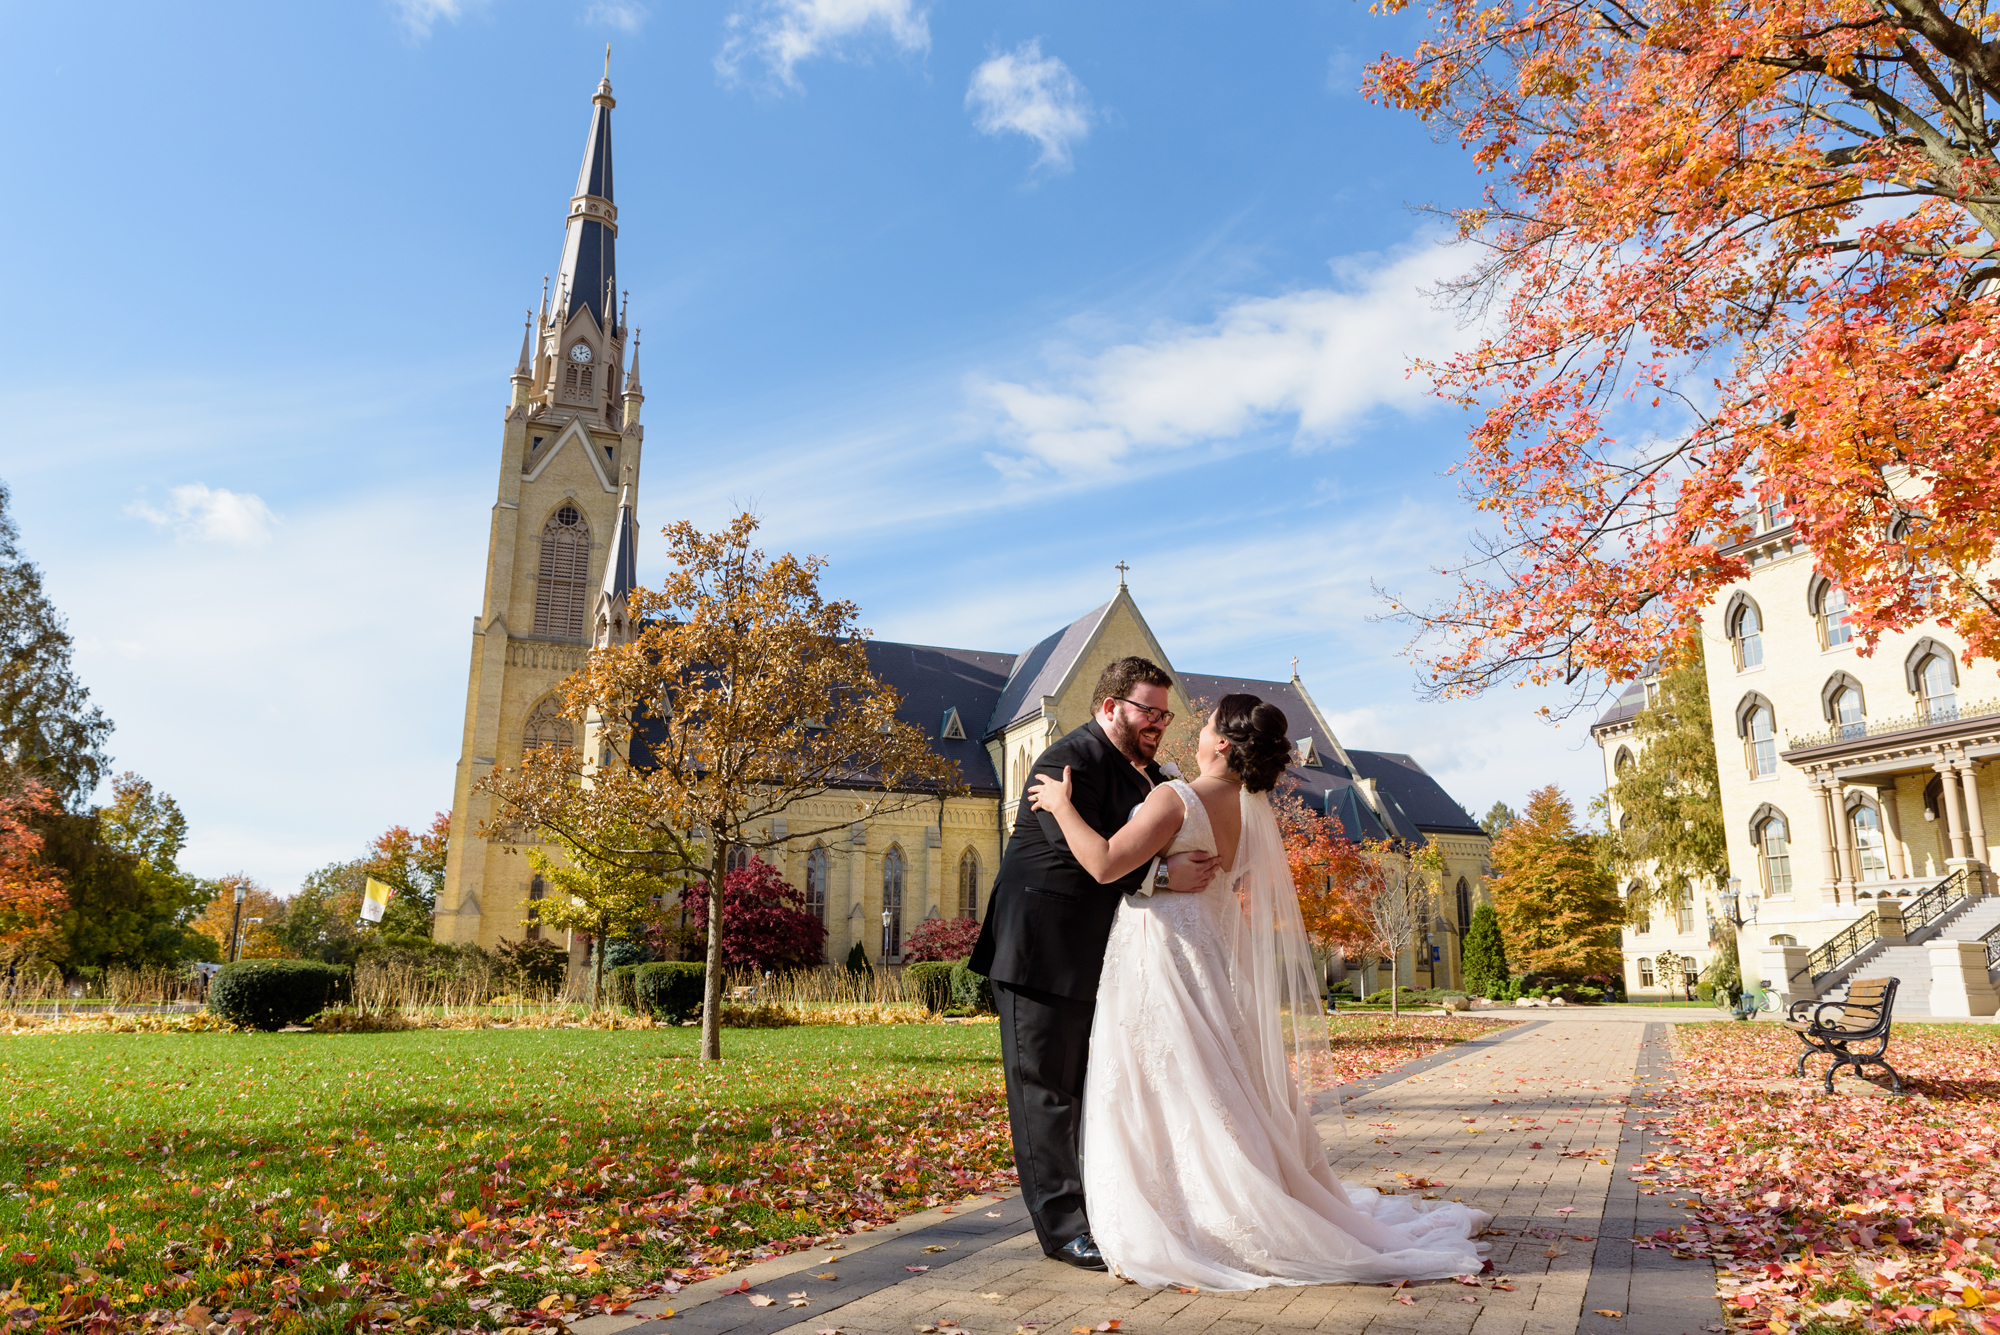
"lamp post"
227,882,248,963
882,908,893,961
1717,877,1745,928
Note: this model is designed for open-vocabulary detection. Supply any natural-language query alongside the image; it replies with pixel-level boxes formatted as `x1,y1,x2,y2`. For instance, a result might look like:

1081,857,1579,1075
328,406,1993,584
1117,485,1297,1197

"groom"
970,655,1219,1270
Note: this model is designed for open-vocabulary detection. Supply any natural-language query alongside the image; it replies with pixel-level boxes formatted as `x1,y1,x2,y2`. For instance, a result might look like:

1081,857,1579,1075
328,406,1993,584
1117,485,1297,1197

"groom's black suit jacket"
970,719,1164,1001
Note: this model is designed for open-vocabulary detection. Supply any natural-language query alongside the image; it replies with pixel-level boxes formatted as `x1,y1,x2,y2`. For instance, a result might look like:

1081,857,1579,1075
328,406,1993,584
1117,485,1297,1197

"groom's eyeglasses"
1112,697,1175,727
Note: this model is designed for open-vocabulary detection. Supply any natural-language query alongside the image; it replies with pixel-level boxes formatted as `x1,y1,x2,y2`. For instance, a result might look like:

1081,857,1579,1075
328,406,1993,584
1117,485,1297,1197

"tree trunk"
699,856,726,1061
1390,949,1400,1019
593,915,609,1021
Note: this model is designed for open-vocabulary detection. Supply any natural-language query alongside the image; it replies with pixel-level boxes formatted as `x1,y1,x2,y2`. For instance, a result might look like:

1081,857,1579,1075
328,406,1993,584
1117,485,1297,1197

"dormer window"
1295,736,1320,766
940,707,966,740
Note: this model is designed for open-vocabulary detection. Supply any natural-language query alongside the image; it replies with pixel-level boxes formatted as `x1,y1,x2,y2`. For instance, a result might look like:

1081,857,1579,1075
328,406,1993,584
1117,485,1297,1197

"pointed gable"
987,600,1112,736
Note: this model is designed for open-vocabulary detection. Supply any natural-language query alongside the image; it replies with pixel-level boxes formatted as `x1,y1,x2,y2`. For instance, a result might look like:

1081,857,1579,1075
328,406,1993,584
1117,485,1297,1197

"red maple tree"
1369,0,2000,701
678,858,829,973
0,777,66,950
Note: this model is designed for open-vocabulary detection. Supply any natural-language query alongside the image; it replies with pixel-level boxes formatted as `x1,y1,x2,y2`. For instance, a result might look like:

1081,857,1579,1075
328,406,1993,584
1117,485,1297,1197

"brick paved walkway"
584,1008,1723,1335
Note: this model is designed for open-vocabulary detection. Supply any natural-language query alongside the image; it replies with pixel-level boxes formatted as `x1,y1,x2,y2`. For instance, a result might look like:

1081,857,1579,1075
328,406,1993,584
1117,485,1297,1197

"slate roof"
1592,680,1648,734
1177,672,1478,841
986,600,1110,736
864,641,1015,794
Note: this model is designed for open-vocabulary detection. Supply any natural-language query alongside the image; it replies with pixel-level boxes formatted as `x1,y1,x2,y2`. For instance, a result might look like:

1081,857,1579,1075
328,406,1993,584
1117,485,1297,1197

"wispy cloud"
389,0,474,39
974,240,1472,476
715,0,929,90
966,40,1093,174
128,484,279,547
587,0,648,33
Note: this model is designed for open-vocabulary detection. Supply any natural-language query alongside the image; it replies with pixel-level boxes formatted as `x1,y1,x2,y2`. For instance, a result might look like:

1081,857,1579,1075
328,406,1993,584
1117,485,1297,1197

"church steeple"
556,52,618,334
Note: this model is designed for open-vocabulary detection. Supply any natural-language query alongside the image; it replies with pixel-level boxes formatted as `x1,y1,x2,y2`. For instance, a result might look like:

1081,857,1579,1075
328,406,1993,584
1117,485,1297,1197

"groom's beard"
1106,716,1164,766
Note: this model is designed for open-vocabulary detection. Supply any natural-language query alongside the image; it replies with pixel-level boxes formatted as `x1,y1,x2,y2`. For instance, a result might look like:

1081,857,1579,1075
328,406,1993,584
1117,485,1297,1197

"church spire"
555,59,617,332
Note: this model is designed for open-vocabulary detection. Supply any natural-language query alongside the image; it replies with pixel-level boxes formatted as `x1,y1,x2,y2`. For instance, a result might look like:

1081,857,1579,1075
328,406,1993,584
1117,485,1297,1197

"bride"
1026,693,1489,1291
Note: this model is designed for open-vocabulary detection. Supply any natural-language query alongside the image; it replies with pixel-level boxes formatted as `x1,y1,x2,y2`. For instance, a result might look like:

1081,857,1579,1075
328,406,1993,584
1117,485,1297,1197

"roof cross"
1115,560,1130,587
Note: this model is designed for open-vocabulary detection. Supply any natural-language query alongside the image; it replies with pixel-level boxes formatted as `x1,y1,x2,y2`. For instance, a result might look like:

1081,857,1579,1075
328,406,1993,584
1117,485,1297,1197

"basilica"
431,72,1492,990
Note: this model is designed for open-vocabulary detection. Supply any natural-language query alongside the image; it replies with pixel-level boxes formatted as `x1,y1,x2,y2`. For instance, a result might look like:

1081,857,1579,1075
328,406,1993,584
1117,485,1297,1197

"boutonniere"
1157,761,1183,779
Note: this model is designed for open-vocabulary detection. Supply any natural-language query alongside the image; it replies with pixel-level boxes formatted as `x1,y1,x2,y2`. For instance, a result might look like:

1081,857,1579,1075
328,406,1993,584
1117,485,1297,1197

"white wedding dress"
1081,780,1490,1290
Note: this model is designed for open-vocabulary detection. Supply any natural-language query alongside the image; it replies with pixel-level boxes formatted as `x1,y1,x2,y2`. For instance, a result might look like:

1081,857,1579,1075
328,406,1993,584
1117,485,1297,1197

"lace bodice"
1161,779,1217,861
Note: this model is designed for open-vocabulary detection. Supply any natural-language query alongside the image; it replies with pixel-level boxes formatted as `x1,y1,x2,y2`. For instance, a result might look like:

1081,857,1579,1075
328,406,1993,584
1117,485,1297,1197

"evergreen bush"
1462,902,1510,997
633,961,706,1022
845,941,870,975
948,959,992,1014
210,960,350,1031
904,962,955,1013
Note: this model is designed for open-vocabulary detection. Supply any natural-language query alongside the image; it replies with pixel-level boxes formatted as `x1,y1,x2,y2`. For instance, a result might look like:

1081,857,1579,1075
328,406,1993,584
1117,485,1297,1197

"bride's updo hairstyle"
1212,693,1293,794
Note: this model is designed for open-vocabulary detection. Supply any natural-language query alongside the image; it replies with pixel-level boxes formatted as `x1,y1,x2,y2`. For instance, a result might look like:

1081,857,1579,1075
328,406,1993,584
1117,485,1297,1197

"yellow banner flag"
360,877,396,924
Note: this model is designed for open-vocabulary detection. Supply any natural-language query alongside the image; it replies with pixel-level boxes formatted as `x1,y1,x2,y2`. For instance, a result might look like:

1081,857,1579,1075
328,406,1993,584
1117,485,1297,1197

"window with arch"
958,849,981,919
804,844,829,923
725,844,752,876
1630,882,1651,934
527,874,546,941
1613,747,1634,777
1638,957,1656,987
1756,813,1793,896
881,847,905,958
1455,877,1472,933
1730,601,1764,670
1830,687,1864,740
523,696,574,755
1850,802,1889,882
1816,581,1852,648
1919,654,1958,722
1744,704,1777,777
533,504,592,640
1676,888,1694,935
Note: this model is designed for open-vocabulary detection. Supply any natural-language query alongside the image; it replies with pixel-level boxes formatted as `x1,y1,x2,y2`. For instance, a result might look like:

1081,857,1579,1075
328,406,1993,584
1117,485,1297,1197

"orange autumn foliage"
1370,0,2000,705
1274,786,1378,956
0,777,65,949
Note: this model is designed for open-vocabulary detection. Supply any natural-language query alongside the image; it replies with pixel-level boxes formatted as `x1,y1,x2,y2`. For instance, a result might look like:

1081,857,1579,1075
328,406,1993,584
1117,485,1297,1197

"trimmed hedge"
634,961,706,1022
905,962,955,1013
948,958,992,1014
211,960,351,1031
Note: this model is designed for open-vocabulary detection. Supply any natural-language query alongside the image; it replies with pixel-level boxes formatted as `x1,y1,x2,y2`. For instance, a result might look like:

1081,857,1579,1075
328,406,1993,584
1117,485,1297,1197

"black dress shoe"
1053,1233,1108,1271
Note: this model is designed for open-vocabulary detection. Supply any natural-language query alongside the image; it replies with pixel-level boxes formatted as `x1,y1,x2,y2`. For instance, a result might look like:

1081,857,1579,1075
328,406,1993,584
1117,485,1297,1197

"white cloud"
587,0,648,33
128,484,279,547
966,40,1093,173
390,0,474,39
716,0,929,89
975,241,1474,476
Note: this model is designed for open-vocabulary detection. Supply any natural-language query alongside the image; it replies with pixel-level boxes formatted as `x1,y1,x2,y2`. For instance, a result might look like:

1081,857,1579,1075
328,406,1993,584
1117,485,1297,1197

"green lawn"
0,1015,1500,1333
1,1025,1011,1333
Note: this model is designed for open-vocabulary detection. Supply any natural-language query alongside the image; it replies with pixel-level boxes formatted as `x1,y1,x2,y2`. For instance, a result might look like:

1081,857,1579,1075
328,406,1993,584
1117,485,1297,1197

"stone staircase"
1818,895,2000,1016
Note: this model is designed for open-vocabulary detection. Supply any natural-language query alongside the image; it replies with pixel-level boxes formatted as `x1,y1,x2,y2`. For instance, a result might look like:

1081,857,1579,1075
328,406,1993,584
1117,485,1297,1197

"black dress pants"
994,979,1096,1255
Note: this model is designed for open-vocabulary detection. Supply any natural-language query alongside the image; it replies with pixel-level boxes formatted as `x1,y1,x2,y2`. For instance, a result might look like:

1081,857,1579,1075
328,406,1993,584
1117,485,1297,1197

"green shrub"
633,962,705,1022
1462,903,1510,997
210,960,351,1031
1695,980,1715,1003
905,962,955,1013
948,959,992,1013
845,942,870,975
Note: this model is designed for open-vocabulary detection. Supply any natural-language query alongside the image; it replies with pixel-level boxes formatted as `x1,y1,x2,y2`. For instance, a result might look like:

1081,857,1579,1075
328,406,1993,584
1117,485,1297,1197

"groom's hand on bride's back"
1164,851,1219,893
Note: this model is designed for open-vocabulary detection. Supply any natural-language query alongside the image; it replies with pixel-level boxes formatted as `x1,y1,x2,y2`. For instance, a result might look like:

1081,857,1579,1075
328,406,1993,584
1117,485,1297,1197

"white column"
1812,775,1842,903
1937,759,1973,863
1833,777,1860,898
1877,784,1910,879
1958,760,1990,892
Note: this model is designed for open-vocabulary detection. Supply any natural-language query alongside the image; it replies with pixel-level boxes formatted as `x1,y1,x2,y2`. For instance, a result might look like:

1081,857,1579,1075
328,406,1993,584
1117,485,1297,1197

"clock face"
568,343,594,364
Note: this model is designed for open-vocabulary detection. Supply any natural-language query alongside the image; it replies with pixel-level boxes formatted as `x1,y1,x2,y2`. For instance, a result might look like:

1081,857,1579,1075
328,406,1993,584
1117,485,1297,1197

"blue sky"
1,0,1606,892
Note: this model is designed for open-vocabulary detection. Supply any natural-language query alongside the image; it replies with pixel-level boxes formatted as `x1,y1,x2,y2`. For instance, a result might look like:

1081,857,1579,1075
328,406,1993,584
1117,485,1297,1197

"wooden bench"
1783,976,1902,1093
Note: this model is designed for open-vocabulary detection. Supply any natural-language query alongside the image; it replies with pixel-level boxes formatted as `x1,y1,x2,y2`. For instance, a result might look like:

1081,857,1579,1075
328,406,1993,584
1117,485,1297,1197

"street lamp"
1717,877,1746,928
882,908,893,960
227,882,248,963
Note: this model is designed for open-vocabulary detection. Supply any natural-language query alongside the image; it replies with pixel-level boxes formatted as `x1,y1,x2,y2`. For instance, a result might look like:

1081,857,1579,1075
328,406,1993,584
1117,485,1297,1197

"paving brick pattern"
580,1009,1725,1335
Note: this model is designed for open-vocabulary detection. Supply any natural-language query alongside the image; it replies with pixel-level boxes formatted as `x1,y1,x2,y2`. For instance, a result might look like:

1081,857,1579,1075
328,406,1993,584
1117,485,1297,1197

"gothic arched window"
1919,654,1958,722
533,504,592,640
882,846,905,959
1744,704,1777,777
523,696,574,755
958,849,981,919
527,874,546,941
1629,881,1651,934
725,844,752,876
1455,877,1472,933
1832,686,1864,740
1755,812,1793,896
1730,600,1764,670
805,844,829,923
1815,581,1852,648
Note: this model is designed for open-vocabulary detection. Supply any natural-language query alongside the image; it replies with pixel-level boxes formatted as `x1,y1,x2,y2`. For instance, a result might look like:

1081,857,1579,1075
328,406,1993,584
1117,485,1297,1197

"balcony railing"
1784,697,2000,752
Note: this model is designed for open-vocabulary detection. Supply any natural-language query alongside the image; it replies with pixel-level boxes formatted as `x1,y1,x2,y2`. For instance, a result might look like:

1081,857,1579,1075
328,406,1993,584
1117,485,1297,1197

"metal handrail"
1790,910,1881,985
1904,866,1973,933
1983,921,2000,973
1785,697,2000,751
